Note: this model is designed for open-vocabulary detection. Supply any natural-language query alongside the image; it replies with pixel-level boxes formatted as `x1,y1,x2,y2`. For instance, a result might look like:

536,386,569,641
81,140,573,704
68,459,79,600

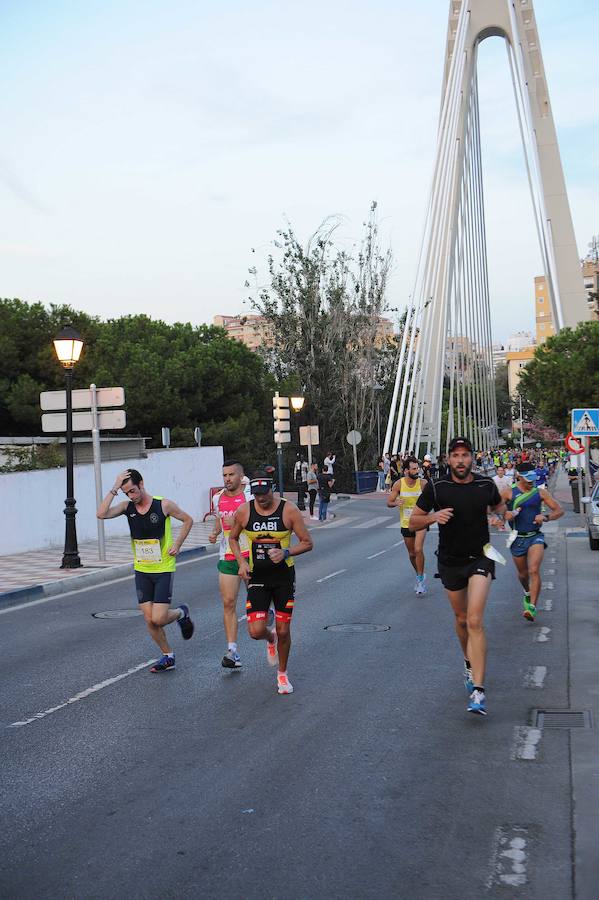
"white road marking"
317,516,358,529
488,826,529,888
542,581,554,590
391,540,405,548
352,516,393,529
523,666,547,688
367,550,387,559
510,726,542,760
316,569,347,583
385,521,402,529
534,627,551,643
548,557,556,564
540,597,553,611
546,568,556,575
0,552,220,617
8,658,158,728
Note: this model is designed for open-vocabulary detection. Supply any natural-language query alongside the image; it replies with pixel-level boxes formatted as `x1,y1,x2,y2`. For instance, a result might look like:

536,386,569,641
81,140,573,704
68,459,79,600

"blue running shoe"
464,663,474,693
177,604,194,640
468,689,487,715
150,654,175,673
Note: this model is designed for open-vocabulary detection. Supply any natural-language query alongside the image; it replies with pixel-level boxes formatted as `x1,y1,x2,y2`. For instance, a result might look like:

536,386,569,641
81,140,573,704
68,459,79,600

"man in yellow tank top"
387,457,428,594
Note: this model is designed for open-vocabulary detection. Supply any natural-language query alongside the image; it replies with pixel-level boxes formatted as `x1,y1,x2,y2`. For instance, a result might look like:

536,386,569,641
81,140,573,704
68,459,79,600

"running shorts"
510,533,547,558
437,556,495,591
401,526,429,538
217,559,241,576
135,571,174,604
246,569,296,623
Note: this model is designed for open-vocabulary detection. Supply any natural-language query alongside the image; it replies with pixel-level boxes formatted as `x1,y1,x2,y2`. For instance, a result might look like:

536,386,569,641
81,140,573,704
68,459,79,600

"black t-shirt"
416,474,501,565
317,473,333,501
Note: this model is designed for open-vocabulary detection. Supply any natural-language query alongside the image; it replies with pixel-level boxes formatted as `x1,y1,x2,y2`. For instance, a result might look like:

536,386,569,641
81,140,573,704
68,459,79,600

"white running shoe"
277,673,294,694
415,576,427,595
266,628,278,666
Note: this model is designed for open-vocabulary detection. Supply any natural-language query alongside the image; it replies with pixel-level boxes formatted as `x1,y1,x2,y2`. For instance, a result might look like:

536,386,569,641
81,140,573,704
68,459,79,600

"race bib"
254,539,281,566
134,539,162,563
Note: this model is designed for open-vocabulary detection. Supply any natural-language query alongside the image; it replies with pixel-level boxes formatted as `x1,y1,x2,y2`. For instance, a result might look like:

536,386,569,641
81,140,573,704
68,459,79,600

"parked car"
582,482,599,550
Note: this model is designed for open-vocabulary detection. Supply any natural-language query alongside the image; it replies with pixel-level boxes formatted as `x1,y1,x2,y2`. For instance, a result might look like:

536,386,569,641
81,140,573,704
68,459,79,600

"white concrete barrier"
0,446,224,555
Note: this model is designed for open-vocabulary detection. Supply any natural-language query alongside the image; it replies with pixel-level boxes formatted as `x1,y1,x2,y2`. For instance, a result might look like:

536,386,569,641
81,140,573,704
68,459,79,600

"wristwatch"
283,548,291,560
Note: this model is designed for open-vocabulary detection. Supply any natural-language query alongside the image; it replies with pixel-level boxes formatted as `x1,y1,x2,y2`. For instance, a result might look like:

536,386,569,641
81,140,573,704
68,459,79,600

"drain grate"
324,623,390,633
92,609,143,619
532,709,592,729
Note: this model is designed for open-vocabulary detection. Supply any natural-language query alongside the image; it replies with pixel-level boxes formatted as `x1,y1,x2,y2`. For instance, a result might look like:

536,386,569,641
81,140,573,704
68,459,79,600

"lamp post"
53,325,84,568
290,396,306,508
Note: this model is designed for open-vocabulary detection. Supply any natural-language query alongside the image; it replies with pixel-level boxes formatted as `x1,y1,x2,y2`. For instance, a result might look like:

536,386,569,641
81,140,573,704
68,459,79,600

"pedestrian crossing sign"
571,408,599,436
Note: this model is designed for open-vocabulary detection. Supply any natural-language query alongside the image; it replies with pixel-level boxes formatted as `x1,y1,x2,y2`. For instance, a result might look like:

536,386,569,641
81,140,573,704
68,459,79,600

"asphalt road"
0,497,573,899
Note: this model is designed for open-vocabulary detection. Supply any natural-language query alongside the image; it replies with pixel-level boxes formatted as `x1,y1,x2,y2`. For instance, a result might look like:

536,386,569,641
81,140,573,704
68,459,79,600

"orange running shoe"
277,672,294,694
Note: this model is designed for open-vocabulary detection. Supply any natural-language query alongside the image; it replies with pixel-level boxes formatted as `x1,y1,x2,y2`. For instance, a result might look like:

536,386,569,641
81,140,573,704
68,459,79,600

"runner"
387,456,428,595
503,470,563,621
410,437,507,716
97,469,195,672
208,460,252,669
228,471,313,695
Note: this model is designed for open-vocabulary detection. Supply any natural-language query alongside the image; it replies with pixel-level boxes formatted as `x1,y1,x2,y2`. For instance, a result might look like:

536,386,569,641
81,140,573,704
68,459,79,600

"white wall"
0,446,224,555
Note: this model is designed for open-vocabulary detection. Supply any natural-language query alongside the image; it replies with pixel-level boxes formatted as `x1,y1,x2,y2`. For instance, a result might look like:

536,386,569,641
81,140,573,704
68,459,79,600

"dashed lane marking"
316,569,347,583
367,550,387,559
534,627,551,643
542,581,554,590
523,666,547,688
540,597,553,611
8,658,158,728
511,726,542,760
352,516,394,529
487,826,530,889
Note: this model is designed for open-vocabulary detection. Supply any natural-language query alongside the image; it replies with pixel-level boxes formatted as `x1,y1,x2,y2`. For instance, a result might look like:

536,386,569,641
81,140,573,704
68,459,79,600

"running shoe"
177,604,194,640
277,673,294,694
522,598,537,622
464,663,474,693
150,654,175,673
415,575,427,595
468,689,487,716
266,628,278,666
221,650,242,669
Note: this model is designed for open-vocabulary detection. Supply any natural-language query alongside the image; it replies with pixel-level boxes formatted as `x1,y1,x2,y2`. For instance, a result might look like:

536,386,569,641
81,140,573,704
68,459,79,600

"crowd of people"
96,437,565,715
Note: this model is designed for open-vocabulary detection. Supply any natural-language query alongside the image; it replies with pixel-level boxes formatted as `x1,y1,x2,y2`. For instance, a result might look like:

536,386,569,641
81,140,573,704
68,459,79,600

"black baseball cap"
250,476,273,495
448,436,473,453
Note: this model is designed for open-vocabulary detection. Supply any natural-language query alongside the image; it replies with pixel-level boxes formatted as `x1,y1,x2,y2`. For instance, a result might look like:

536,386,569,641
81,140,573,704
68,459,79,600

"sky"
1,0,597,344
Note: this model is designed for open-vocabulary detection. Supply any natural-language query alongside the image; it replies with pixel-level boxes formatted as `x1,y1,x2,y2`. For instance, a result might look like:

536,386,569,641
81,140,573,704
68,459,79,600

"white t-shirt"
324,455,335,474
493,474,512,495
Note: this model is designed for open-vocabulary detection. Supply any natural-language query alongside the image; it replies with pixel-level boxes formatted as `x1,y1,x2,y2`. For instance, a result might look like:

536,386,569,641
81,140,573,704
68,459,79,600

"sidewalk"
0,521,213,602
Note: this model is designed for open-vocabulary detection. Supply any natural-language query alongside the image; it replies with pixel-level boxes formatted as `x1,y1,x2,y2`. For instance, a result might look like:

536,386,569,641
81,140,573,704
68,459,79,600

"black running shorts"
437,556,495,591
246,568,296,623
135,571,174,604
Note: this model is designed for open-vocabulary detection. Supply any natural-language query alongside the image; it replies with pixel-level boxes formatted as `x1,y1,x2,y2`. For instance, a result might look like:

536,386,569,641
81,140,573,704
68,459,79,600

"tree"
494,364,511,430
518,322,599,431
249,204,397,485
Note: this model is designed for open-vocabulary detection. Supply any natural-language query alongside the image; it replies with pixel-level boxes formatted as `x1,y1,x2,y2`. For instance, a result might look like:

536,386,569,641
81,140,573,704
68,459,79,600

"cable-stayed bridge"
384,0,590,458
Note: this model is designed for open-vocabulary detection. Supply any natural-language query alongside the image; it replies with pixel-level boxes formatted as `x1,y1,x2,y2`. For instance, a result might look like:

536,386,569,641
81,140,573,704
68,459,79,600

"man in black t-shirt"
409,437,506,717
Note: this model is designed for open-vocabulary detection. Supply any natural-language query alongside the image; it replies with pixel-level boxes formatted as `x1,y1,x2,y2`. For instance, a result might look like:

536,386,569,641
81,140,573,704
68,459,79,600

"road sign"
162,427,171,448
536,442,542,448
194,427,202,446
41,410,126,433
273,393,291,443
565,432,584,455
299,425,319,446
571,408,599,436
40,387,125,411
346,430,362,446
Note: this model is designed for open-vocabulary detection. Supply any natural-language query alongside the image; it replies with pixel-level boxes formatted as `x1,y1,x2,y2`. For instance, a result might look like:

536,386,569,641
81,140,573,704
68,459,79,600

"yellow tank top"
398,477,423,529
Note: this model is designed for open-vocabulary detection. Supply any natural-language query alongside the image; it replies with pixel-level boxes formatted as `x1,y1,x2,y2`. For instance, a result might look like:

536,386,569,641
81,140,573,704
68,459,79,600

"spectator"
324,451,336,475
293,453,308,510
307,462,319,520
317,466,335,521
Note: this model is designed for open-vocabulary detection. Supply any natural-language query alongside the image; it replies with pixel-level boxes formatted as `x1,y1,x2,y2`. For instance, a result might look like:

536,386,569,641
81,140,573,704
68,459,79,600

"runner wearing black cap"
409,437,507,716
228,471,313,695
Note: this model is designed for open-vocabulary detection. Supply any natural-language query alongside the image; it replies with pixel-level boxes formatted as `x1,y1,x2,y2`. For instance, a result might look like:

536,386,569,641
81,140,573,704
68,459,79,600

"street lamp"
53,325,84,568
290,396,305,413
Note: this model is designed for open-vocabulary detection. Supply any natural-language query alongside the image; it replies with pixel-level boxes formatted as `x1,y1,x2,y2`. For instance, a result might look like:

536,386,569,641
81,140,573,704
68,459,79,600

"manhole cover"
92,609,143,619
324,623,390,633
532,709,592,729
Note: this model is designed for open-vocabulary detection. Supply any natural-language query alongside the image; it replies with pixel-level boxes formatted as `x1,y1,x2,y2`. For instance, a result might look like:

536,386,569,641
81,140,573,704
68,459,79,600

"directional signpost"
299,425,319,467
569,409,598,522
273,393,291,494
40,385,126,561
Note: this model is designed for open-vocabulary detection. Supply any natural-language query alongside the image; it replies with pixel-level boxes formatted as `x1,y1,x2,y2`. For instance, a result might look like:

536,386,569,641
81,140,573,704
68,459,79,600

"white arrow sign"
42,410,127,433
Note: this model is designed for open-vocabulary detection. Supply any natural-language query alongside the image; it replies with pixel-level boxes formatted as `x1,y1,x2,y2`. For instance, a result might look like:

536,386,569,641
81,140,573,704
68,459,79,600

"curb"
0,545,207,606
